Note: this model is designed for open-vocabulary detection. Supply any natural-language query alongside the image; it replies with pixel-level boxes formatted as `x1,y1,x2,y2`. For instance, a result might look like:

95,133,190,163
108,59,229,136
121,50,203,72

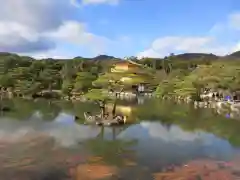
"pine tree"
62,79,74,99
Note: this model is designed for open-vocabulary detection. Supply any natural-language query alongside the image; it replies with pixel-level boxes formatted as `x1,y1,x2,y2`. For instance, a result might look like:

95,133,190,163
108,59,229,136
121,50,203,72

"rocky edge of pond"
1,88,240,120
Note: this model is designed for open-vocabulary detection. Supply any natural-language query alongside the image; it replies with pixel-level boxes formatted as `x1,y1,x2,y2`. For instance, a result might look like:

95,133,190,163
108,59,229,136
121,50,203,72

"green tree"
74,72,97,92
62,79,74,99
39,67,60,91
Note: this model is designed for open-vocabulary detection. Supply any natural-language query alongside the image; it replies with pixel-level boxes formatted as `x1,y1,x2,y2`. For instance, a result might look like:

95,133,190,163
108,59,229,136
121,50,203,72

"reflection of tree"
55,101,74,114
34,100,61,121
82,126,138,166
53,101,100,123
1,99,61,121
73,101,99,117
135,100,240,147
3,97,240,149
96,126,129,140
1,98,37,120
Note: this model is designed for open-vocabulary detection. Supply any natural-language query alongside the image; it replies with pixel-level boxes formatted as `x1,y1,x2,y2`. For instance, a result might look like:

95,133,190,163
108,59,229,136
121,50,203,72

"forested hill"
0,51,239,99
0,51,239,67
0,51,240,77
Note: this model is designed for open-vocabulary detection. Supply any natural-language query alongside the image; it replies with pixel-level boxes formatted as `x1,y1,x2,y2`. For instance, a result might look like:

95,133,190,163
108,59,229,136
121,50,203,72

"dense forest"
0,51,239,100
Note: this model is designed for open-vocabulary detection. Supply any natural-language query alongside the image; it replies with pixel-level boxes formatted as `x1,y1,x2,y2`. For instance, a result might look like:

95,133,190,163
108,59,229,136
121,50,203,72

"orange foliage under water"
70,163,118,180
153,159,240,180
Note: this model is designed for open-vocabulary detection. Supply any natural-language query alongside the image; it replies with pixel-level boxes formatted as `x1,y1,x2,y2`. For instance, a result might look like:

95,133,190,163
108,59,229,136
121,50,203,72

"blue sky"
1,0,240,58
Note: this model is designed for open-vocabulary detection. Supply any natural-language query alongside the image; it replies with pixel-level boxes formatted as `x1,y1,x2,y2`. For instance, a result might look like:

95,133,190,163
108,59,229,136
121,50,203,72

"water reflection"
120,122,238,163
0,115,101,147
0,99,240,179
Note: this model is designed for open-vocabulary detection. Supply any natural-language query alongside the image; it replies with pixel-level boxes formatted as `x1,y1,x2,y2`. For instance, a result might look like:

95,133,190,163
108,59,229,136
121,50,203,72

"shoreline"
1,90,240,119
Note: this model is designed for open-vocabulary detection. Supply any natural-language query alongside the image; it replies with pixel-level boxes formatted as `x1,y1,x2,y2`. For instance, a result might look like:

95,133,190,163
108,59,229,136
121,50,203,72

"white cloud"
137,36,240,58
137,12,240,58
232,42,240,52
0,0,72,53
140,122,212,145
2,1,240,59
47,21,110,54
0,0,117,56
209,12,240,34
137,49,162,58
0,21,55,53
0,0,72,32
26,49,75,60
152,37,212,51
0,114,101,147
0,22,38,42
137,36,235,58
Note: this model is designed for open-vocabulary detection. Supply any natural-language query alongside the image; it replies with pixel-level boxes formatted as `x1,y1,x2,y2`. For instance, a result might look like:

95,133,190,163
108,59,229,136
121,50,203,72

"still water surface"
0,98,240,180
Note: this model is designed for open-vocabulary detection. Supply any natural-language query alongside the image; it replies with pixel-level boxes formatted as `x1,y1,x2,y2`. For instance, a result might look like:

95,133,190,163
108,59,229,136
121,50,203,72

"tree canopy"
0,52,239,100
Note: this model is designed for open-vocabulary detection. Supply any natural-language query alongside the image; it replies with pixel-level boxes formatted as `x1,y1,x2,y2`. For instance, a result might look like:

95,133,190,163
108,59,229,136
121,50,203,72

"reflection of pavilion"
105,103,138,124
106,99,137,112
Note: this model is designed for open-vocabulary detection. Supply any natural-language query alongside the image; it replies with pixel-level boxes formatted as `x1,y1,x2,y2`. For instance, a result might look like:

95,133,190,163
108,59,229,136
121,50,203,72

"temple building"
109,61,154,93
111,61,140,73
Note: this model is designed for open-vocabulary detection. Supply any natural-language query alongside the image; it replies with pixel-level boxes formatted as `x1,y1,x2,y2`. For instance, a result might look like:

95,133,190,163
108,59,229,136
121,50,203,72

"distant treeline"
0,51,239,99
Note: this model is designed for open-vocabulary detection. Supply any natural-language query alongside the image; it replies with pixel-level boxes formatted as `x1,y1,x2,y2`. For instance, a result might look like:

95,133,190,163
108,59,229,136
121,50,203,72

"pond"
0,98,240,180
